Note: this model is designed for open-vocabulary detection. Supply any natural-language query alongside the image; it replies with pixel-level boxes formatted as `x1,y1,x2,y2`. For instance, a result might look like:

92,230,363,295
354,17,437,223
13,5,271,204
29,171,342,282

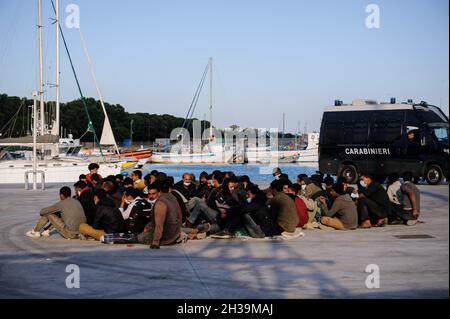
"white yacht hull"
0,160,122,184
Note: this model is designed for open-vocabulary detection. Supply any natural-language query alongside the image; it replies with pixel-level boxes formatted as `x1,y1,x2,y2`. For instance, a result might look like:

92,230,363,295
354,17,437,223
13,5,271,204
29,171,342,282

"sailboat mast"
55,0,60,137
38,0,45,135
209,57,213,137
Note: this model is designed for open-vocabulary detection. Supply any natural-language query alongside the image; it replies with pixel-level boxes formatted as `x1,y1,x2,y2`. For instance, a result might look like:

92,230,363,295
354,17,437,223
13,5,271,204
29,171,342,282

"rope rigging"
50,0,104,160
180,61,210,136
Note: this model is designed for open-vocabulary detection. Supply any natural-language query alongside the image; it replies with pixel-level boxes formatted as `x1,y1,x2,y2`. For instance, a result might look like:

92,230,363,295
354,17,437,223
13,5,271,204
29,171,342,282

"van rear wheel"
424,165,443,185
340,165,358,184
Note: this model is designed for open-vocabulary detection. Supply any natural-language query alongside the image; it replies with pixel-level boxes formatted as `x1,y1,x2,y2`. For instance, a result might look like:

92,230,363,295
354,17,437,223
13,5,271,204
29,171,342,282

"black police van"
318,99,449,184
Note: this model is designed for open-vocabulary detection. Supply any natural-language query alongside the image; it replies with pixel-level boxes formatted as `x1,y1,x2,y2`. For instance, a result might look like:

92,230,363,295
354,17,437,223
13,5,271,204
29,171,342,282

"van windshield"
430,126,449,143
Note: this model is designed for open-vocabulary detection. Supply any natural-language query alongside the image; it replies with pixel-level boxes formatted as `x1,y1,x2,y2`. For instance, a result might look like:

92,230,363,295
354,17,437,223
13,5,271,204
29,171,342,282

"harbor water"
142,163,319,183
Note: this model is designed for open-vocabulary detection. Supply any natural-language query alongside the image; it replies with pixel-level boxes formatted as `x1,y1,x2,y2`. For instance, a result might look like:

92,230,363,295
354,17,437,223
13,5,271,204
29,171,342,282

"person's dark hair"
310,174,323,186
297,173,308,179
199,171,209,180
156,172,168,181
247,184,260,196
102,181,115,192
94,188,107,201
143,173,151,184
124,187,139,198
207,174,213,180
290,183,300,195
123,177,134,187
150,170,159,176
360,173,373,180
403,172,414,182
226,171,236,179
148,182,161,192
157,178,171,193
279,178,292,189
222,178,234,195
387,173,400,185
166,176,174,188
115,174,124,182
79,174,87,180
90,173,102,184
212,170,222,176
239,175,250,184
270,179,284,192
332,180,346,195
213,172,224,184
132,170,142,179
88,163,99,171
74,181,86,189
60,186,71,198
324,174,334,186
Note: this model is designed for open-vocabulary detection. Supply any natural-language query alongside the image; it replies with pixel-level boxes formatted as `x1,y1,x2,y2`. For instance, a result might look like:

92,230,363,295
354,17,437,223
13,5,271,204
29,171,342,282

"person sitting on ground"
319,180,358,230
73,180,95,225
309,174,328,200
134,178,183,248
86,163,102,185
210,177,243,239
206,172,224,211
401,172,421,226
269,179,299,235
102,180,121,208
298,174,322,199
26,186,86,239
79,189,125,240
387,173,404,224
239,185,274,237
171,180,191,224
174,172,197,200
195,171,210,199
119,187,141,219
131,170,146,191
357,174,390,228
280,179,309,228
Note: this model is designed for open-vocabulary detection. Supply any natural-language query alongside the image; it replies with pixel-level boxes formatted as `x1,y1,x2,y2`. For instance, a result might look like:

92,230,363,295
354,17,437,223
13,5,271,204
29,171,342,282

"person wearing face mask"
272,167,289,181
174,173,197,201
297,174,322,199
78,189,125,241
357,174,390,228
146,183,161,207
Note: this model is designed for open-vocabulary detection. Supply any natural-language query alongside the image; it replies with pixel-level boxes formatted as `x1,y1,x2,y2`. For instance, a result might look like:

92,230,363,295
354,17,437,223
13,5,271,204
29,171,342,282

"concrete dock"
0,184,448,298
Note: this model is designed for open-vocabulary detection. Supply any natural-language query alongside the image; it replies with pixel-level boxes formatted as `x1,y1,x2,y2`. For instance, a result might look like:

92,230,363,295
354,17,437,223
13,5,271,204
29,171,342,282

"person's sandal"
188,229,199,240
374,218,388,227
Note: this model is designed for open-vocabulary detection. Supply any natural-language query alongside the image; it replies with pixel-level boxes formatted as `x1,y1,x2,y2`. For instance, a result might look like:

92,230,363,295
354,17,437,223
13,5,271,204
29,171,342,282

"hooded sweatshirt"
322,194,358,229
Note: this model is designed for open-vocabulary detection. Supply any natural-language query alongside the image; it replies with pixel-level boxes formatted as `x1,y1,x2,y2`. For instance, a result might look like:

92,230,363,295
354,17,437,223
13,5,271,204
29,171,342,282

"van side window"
371,120,402,144
324,121,341,144
352,122,368,144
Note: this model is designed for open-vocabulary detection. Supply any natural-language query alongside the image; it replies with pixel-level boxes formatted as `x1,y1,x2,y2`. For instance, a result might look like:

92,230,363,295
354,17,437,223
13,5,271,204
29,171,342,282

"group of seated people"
26,163,421,249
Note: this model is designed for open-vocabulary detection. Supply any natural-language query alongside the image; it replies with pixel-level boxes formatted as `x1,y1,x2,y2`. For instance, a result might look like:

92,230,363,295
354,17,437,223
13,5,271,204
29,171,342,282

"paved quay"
0,183,448,298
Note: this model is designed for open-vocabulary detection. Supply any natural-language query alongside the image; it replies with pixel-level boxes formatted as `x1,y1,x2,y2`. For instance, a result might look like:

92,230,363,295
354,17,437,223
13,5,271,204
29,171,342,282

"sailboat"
148,58,232,164
0,0,126,185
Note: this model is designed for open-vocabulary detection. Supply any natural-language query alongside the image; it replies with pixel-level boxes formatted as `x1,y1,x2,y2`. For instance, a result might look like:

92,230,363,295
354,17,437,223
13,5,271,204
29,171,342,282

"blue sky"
0,0,448,132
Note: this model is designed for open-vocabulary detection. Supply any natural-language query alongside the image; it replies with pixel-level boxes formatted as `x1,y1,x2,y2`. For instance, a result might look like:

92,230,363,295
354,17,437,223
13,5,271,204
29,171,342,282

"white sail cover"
100,116,116,146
